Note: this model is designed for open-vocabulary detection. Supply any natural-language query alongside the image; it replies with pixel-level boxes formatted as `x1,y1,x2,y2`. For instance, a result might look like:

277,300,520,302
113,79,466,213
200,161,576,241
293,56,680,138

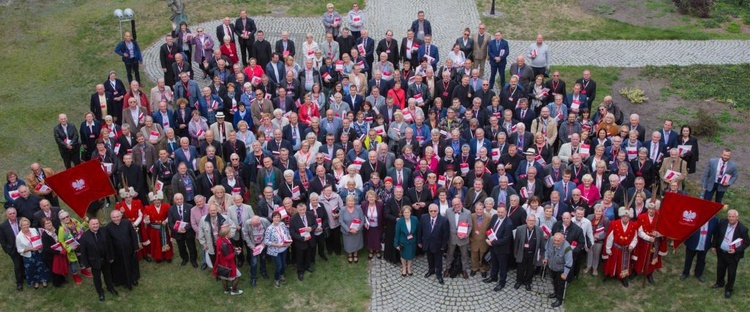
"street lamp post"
490,0,496,15
113,8,135,39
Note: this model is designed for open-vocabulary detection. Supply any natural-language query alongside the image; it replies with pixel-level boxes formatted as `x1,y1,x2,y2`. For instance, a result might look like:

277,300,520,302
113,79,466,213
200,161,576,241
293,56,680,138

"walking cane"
541,265,547,280
562,275,568,301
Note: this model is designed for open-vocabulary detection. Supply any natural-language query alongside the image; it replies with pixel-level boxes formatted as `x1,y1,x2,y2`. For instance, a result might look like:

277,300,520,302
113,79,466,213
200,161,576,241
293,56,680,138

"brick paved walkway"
369,255,562,312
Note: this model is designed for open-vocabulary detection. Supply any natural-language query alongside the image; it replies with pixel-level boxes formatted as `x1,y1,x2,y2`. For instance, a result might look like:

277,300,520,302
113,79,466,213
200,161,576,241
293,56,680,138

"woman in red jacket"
214,226,243,295
387,80,406,109
298,94,320,125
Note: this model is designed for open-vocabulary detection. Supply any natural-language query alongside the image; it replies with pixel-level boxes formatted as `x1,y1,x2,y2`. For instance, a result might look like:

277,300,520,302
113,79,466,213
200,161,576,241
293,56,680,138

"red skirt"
52,253,69,276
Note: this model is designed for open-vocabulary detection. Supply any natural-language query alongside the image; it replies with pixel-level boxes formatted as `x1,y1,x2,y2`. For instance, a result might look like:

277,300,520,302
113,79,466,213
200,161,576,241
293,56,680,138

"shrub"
619,87,649,104
671,0,716,17
692,108,719,137
594,4,616,15
726,22,742,33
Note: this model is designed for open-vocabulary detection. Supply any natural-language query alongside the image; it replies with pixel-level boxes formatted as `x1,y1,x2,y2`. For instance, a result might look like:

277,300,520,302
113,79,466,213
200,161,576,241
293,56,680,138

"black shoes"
320,255,329,261
425,272,434,278
201,263,208,270
514,283,521,290
261,272,270,279
109,288,119,296
711,284,724,289
16,284,22,291
482,277,497,283
622,279,629,287
647,274,655,284
481,272,488,278
548,293,557,298
306,267,315,273
470,271,477,277
181,260,188,266
99,294,105,301
437,277,444,284
697,276,706,283
525,284,532,291
251,279,257,286
191,261,199,268
679,273,687,281
725,291,732,298
493,283,505,291
551,300,563,308
298,274,304,281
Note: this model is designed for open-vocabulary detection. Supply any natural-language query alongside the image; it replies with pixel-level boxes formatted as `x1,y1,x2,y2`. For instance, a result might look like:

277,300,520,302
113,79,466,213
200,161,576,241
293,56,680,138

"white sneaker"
231,289,244,296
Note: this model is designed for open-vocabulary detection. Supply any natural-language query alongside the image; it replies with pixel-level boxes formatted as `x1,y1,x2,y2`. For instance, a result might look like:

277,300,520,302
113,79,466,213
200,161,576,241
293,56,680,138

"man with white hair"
0,208,24,290
712,209,749,298
198,203,237,269
627,114,646,142
552,212,585,282
242,215,271,286
54,113,82,168
543,232,572,308
508,122,533,152
168,193,199,268
227,194,255,267
603,207,638,287
107,209,141,288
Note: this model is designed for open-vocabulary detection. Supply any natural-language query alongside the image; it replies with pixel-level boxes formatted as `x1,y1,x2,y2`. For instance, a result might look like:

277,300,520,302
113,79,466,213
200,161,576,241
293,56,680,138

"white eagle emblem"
682,210,697,222
72,179,85,191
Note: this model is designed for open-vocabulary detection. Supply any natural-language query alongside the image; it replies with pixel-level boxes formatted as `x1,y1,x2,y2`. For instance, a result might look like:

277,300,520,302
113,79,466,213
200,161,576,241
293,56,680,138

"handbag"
216,265,232,278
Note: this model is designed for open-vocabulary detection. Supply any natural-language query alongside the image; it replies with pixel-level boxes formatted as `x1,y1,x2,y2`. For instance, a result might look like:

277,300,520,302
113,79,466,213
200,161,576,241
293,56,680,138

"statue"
167,0,189,26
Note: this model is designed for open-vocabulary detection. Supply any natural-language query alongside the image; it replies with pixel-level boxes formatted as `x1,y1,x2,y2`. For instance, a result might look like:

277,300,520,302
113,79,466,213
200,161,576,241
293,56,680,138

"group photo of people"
1,1,748,308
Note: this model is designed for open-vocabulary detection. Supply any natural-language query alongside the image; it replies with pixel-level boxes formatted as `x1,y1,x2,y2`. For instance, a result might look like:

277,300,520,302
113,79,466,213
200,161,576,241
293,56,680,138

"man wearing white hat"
602,207,638,287
210,112,234,143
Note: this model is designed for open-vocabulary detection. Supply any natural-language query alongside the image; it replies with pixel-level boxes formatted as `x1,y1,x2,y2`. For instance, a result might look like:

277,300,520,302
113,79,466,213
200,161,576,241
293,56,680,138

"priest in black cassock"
106,209,141,289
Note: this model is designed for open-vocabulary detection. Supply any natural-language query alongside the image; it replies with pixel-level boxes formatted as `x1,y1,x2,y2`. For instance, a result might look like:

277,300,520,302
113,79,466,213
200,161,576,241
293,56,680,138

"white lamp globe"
123,8,134,19
114,9,123,19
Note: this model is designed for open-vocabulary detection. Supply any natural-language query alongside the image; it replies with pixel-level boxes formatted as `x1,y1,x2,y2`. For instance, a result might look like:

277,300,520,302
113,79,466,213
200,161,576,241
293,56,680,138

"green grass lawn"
477,0,750,40
1,0,749,310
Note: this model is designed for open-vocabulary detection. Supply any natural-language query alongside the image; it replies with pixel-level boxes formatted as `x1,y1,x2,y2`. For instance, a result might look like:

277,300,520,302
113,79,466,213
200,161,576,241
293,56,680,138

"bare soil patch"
580,0,690,29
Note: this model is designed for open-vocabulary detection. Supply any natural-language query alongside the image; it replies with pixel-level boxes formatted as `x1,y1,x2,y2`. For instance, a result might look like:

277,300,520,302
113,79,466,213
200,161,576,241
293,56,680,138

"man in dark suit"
551,212,585,281
308,165,337,195
252,31,273,68
514,98,536,131
417,35,439,71
419,204,449,284
272,87,297,114
355,29,376,78
544,191,571,221
508,125,534,152
216,17,236,44
343,87,364,112
90,84,114,122
410,11,432,40
487,31,510,89
78,219,116,301
80,116,102,161
168,193,198,267
104,72,127,124
407,74,431,106
376,30,400,70
575,70,597,108
159,35,182,87
0,208,24,290
545,71,567,103
32,199,61,228
235,10,257,67
682,216,718,283
282,114,309,152
711,209,750,298
336,28,356,61
267,130,293,158
644,131,667,170
275,31,296,58
400,29,424,69
290,203,317,281
484,206,514,290
54,113,82,169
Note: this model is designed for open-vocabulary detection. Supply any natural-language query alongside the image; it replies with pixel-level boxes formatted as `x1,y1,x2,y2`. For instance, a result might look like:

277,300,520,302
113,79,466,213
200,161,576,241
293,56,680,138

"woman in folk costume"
115,187,150,260
633,199,668,283
142,191,174,262
602,207,639,287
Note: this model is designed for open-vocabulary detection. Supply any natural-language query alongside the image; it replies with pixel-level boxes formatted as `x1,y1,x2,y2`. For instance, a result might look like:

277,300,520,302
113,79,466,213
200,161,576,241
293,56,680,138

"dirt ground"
580,0,689,29
611,68,749,189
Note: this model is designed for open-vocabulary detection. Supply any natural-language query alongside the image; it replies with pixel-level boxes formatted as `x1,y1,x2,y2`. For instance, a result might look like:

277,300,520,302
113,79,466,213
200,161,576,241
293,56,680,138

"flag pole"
642,183,660,287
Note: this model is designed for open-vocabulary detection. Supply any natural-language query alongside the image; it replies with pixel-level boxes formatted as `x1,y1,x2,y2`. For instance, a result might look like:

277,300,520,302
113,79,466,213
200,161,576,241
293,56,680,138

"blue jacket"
114,40,143,63
233,109,253,130
685,216,719,251
417,44,439,71
409,20,432,37
151,109,175,129
196,94,224,117
487,39,509,65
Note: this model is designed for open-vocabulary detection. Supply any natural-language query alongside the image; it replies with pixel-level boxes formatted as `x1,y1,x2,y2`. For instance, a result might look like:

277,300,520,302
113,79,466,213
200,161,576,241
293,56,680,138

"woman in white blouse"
337,164,363,190
15,217,50,288
448,43,466,68
301,33,319,60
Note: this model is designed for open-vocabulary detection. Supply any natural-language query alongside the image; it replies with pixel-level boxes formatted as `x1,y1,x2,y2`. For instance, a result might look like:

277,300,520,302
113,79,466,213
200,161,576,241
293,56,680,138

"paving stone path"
369,255,562,312
143,0,750,87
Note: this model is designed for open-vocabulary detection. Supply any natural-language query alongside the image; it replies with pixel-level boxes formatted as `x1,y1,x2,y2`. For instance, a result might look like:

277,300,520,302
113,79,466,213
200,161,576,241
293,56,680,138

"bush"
594,4,616,15
619,87,649,104
726,22,742,33
692,108,720,137
671,0,716,17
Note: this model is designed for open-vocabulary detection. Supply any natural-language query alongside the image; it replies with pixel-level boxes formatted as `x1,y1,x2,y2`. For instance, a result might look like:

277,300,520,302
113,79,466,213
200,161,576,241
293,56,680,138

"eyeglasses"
553,75,559,77
198,30,204,33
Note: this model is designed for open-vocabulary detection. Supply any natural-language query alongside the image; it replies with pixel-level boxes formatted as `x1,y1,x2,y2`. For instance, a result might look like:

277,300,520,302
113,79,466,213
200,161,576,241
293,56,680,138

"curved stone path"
369,255,562,312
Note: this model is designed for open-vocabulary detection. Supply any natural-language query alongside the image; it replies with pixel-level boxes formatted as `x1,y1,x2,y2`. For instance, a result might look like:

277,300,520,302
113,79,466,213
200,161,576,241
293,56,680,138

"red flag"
656,192,723,248
44,159,116,218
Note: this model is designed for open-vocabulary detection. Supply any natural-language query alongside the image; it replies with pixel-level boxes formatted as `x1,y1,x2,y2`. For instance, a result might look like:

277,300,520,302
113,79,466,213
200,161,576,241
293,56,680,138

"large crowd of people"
1,2,748,307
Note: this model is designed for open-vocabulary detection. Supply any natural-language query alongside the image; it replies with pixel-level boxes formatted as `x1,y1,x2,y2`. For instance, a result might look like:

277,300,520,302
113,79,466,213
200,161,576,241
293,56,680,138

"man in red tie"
216,17,235,44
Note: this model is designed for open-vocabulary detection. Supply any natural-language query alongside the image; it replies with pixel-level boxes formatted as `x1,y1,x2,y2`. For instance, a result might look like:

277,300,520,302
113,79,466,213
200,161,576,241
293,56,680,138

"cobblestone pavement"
143,0,750,87
369,255,562,312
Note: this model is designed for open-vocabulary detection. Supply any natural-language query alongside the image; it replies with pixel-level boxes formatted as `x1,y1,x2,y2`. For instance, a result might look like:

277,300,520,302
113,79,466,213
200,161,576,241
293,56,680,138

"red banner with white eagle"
655,192,723,248
44,159,116,217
